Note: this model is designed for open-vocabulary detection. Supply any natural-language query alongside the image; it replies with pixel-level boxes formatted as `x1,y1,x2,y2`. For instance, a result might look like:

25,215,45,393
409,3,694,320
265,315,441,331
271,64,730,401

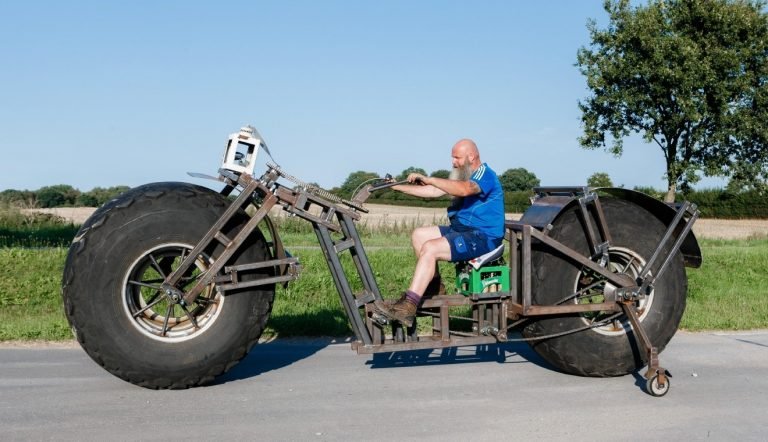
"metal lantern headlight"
221,125,265,175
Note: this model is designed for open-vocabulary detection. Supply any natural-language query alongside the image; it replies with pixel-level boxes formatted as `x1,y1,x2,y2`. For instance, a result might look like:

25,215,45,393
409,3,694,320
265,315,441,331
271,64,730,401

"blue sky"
0,1,726,193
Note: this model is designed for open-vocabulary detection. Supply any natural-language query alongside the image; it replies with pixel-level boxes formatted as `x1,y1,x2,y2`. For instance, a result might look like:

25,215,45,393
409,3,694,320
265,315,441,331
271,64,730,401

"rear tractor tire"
523,198,687,377
62,182,275,389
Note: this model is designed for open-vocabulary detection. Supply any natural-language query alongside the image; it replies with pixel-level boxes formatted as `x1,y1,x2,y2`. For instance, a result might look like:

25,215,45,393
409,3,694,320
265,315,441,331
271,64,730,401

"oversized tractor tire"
62,182,275,389
523,198,687,377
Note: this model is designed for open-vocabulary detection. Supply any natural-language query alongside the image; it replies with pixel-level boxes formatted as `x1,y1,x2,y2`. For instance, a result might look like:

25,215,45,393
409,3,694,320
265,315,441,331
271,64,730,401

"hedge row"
368,189,533,213
372,188,768,219
680,189,768,219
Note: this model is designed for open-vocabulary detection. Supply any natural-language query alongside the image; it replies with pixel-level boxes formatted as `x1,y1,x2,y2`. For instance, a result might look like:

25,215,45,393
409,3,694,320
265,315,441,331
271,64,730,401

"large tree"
587,172,614,188
577,0,768,202
499,167,540,192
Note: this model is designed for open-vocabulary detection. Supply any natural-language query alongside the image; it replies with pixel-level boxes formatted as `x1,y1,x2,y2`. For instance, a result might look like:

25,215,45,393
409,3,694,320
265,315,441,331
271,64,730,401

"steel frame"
164,168,699,391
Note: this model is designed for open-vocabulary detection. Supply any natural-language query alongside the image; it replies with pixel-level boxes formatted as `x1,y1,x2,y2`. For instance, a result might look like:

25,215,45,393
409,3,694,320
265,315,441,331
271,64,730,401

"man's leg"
408,236,452,295
411,226,446,296
373,236,451,327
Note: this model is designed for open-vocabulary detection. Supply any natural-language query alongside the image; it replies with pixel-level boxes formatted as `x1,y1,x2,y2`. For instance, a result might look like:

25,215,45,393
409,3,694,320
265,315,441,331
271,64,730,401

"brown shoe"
373,295,417,327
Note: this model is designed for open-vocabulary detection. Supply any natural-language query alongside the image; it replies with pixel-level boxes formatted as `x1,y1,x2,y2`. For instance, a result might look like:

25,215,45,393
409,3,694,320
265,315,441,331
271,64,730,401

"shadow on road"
366,338,553,371
213,338,334,385
212,334,556,385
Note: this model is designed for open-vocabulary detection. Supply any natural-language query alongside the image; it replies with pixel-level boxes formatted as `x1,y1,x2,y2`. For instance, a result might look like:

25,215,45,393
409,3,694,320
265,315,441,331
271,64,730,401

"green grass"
0,248,71,339
0,207,79,248
1,235,766,341
681,237,768,330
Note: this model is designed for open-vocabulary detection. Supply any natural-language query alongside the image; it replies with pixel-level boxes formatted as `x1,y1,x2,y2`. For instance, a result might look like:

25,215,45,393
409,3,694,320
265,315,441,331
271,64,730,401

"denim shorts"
438,225,501,262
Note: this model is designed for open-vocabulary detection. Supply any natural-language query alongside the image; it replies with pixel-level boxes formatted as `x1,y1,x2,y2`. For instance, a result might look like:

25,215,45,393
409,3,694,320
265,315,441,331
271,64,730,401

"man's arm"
393,173,481,198
391,179,446,198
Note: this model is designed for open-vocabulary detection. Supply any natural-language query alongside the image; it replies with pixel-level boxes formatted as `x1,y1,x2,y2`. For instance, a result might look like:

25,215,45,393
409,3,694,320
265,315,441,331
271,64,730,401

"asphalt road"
1,331,767,441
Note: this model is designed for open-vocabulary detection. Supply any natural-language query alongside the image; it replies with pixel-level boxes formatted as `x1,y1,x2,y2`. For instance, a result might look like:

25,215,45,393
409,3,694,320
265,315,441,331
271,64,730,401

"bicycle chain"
502,312,624,342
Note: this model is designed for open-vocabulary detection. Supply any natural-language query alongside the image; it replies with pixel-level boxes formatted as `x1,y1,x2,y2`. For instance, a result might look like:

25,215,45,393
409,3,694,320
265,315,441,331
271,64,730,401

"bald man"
374,139,505,327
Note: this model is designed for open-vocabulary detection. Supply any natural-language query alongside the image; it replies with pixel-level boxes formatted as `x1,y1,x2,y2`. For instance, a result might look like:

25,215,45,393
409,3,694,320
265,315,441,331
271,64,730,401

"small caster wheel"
646,374,670,397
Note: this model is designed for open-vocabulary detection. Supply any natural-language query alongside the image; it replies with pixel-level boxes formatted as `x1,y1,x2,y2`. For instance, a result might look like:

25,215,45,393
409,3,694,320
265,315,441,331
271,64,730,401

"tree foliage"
396,167,427,181
578,0,768,202
339,171,380,198
0,185,131,208
77,186,131,206
588,172,614,187
36,185,79,208
430,169,451,179
499,167,540,192
0,189,36,207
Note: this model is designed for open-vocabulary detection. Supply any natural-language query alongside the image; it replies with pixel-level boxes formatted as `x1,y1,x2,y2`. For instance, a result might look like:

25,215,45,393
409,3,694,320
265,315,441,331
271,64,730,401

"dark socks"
405,290,421,305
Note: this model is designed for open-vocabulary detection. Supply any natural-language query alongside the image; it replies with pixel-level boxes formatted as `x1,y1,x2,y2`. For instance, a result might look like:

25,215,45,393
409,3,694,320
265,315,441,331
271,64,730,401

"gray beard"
449,164,472,181
448,164,471,214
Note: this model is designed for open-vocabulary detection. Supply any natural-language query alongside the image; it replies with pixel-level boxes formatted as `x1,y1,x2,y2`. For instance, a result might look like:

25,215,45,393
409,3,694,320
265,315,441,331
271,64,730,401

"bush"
367,190,533,213
0,207,79,247
36,185,79,208
682,188,768,219
629,187,768,218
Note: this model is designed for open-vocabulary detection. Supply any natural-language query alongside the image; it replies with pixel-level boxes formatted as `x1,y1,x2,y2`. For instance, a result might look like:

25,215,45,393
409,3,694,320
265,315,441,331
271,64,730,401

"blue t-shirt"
446,163,505,243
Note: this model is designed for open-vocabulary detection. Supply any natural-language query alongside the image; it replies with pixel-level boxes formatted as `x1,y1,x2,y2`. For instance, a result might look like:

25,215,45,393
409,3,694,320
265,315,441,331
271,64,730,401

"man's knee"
412,226,441,250
419,237,452,262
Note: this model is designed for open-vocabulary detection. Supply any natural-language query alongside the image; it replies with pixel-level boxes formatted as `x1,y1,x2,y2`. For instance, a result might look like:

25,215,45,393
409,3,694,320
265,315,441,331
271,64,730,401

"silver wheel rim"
122,243,223,342
572,247,653,336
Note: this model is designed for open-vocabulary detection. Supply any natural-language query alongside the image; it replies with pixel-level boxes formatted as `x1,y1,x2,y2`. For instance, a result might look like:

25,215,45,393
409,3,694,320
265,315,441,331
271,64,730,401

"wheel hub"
161,284,186,304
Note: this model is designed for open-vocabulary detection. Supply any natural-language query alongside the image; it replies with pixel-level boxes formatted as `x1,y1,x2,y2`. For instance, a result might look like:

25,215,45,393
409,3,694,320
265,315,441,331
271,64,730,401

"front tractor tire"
523,198,687,377
62,182,275,389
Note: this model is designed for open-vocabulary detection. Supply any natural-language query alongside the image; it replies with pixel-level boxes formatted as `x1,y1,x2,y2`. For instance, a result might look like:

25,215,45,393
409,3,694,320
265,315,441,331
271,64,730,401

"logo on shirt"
454,235,467,254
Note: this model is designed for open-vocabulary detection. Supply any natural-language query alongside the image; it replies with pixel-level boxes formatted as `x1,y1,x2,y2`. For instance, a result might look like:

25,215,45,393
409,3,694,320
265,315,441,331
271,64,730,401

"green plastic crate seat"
454,244,510,296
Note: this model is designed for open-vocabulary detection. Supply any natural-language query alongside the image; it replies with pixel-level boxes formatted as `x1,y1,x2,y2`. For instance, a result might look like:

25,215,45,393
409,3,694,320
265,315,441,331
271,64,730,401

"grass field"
1,234,766,341
682,237,768,330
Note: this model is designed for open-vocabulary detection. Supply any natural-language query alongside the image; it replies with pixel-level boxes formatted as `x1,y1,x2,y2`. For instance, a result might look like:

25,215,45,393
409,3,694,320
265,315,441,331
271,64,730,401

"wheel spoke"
184,268,205,282
158,256,175,277
148,253,166,278
161,304,173,336
128,279,162,291
180,303,199,329
560,280,604,305
132,293,167,318
196,297,214,306
621,256,637,274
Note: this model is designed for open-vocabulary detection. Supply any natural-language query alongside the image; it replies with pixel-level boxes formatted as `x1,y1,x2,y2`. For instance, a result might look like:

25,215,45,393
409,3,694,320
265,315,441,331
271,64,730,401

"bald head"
451,138,481,171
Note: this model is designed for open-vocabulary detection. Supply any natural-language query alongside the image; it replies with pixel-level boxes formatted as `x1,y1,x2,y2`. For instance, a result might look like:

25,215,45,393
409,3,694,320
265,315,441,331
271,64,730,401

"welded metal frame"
164,166,699,395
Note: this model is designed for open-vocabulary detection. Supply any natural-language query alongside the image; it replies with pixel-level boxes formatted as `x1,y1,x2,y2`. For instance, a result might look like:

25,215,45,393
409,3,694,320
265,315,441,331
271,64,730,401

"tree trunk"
664,182,676,203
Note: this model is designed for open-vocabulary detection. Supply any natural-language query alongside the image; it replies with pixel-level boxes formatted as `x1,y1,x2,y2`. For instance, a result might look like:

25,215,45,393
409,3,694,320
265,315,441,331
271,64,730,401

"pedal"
370,311,390,326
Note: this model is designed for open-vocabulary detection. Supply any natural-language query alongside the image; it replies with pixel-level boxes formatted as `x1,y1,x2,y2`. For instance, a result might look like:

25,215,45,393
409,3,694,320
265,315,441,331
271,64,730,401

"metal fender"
516,187,702,268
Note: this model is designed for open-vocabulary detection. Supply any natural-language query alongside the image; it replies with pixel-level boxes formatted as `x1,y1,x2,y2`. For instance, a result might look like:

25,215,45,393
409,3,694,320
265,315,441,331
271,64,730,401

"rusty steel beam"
182,192,279,305
508,301,621,316
354,335,500,354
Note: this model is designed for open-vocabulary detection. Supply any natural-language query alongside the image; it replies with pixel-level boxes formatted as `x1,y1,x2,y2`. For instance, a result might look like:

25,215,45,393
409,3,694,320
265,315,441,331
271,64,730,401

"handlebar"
368,179,409,192
350,174,425,206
